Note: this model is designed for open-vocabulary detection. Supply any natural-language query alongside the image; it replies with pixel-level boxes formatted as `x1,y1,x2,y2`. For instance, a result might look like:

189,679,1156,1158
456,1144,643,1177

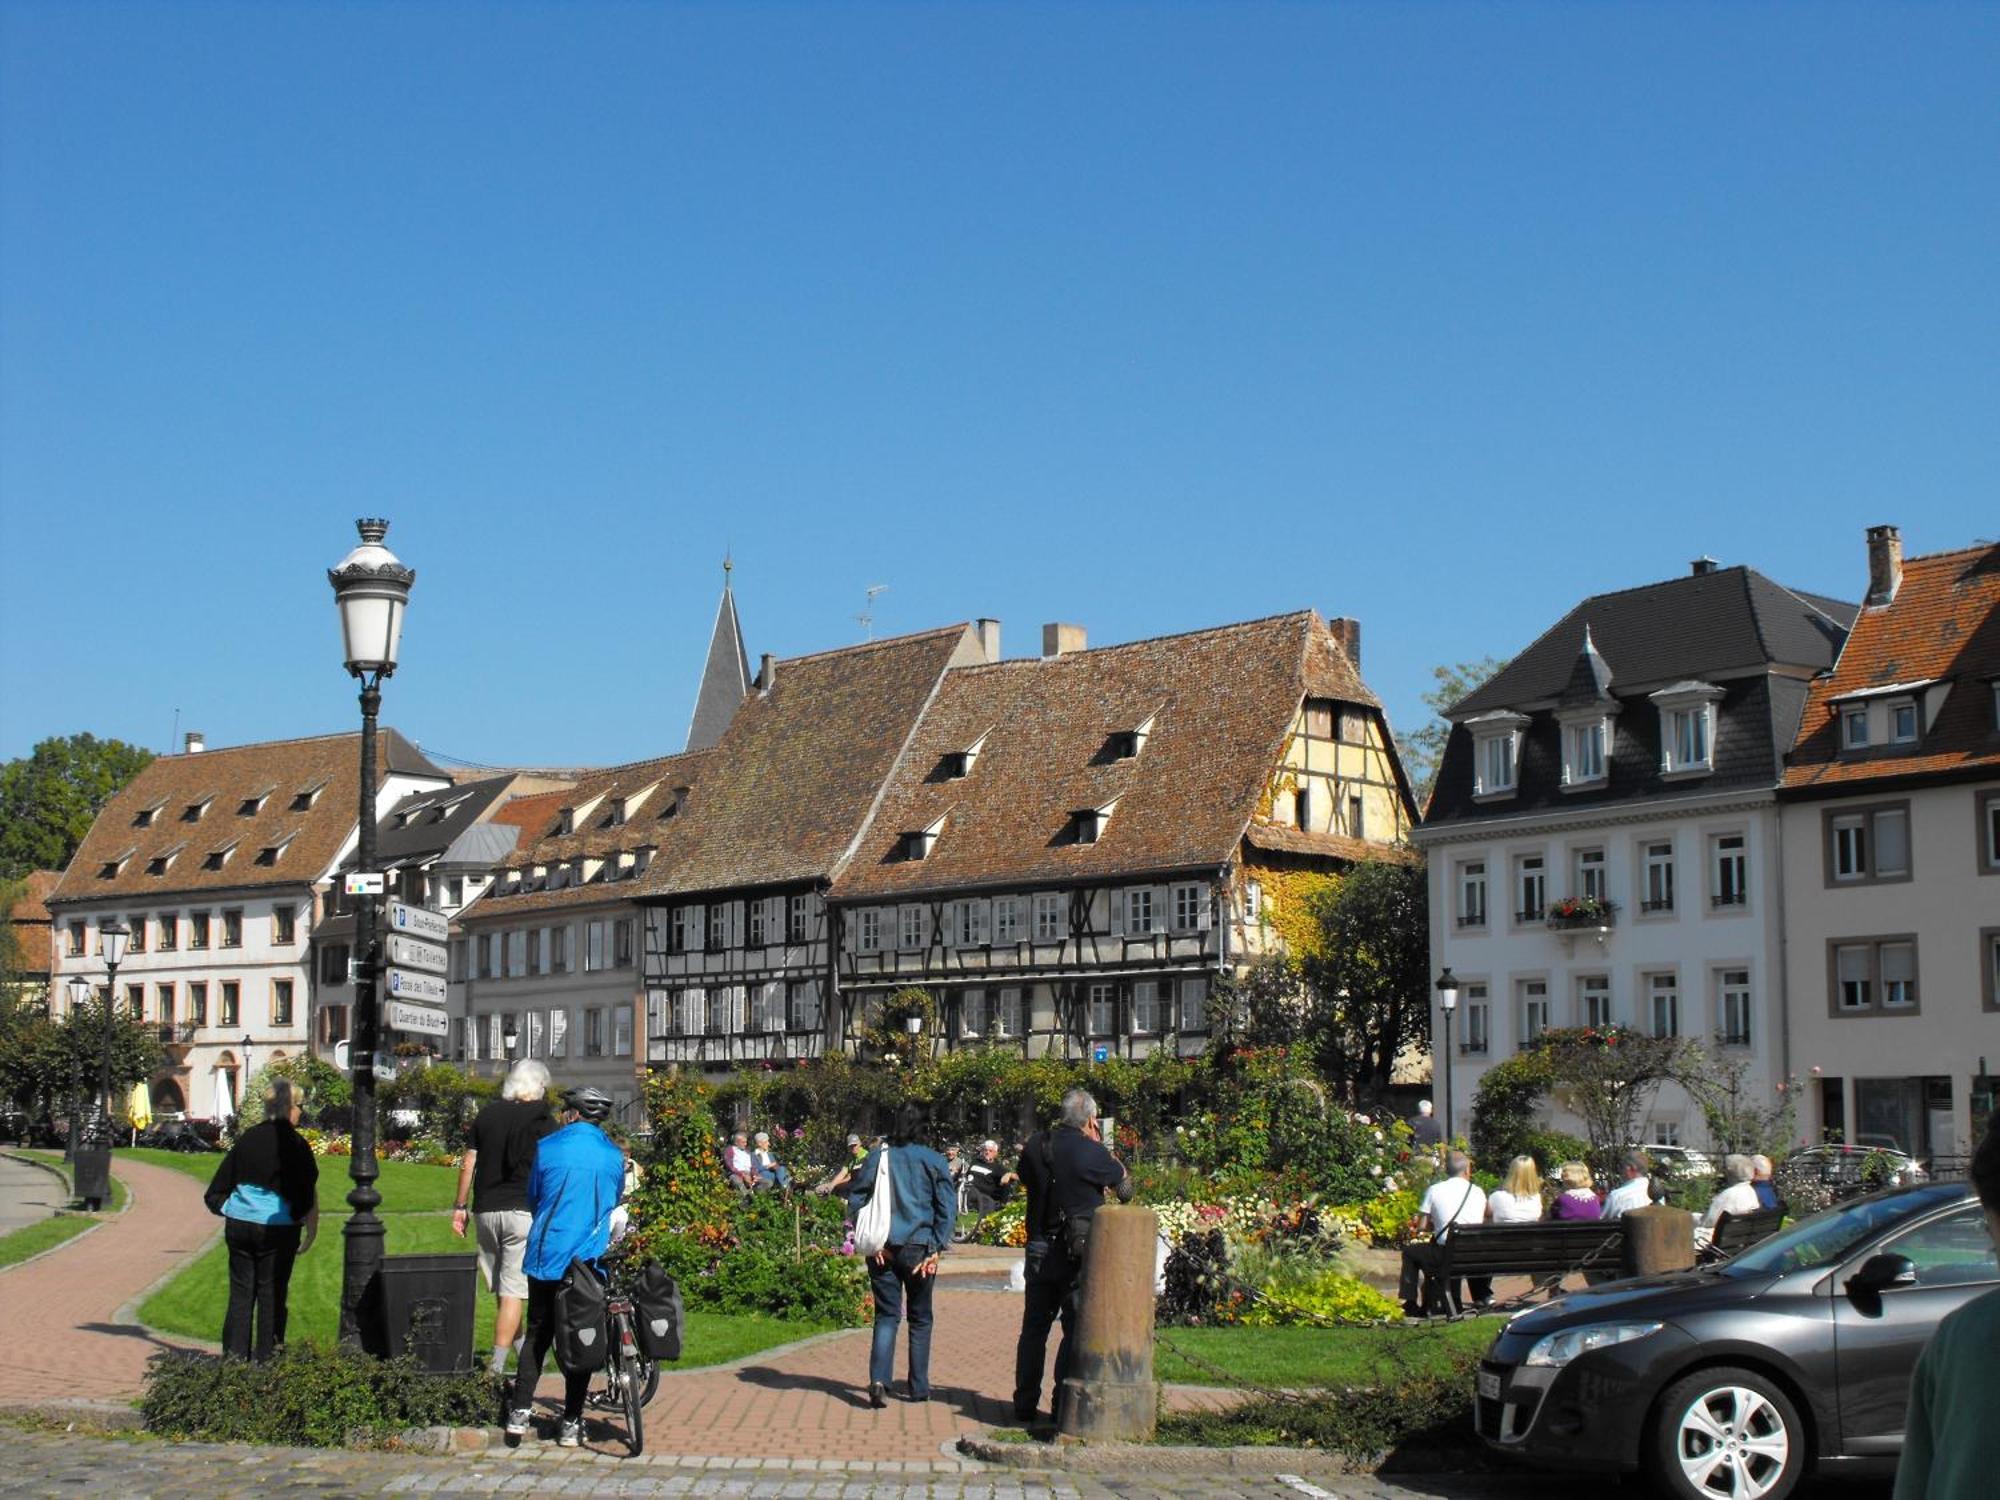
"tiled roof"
8,869,61,926
1782,542,2000,792
467,751,714,918
49,730,446,906
637,626,981,898
830,612,1387,900
1244,824,1418,865
1453,566,1853,716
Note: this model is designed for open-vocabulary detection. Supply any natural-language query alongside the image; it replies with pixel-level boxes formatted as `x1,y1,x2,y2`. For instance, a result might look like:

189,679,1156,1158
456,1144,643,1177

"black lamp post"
328,518,414,1349
73,917,130,1208
63,975,90,1165
503,1018,519,1064
1435,968,1460,1148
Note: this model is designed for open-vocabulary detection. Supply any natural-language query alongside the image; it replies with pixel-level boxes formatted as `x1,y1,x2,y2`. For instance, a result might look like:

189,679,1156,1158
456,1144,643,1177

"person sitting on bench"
963,1139,1018,1213
1697,1154,1762,1247
1398,1150,1490,1316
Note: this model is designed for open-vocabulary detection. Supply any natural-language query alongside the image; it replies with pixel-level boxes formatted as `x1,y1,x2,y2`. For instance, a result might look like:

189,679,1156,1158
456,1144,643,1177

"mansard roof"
51,729,447,905
638,625,981,898
830,611,1389,900
1782,541,2000,795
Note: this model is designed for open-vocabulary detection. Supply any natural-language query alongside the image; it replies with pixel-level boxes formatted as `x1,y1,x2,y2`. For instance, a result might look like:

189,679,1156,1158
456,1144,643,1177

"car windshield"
1726,1187,1961,1277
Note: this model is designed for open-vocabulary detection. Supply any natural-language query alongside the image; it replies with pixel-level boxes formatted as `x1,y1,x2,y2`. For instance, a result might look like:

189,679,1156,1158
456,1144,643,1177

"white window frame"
995,987,1023,1039
994,896,1022,943
1716,967,1752,1047
960,988,985,1038
1513,854,1546,924
1560,714,1609,788
1130,980,1161,1036
1887,699,1918,745
1033,893,1063,942
1709,832,1749,909
1457,860,1487,928
856,907,881,953
1574,846,1608,904
1652,683,1723,777
1518,978,1550,1047
1087,983,1117,1037
898,905,926,952
1578,974,1613,1030
1176,977,1207,1032
1468,712,1527,799
1126,887,1155,936
1460,983,1490,1054
1641,840,1676,914
1647,971,1681,1038
1841,704,1870,749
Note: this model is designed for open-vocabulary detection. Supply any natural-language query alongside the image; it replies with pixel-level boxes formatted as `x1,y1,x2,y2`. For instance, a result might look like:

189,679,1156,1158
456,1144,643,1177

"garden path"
0,1153,215,1405
0,1154,68,1234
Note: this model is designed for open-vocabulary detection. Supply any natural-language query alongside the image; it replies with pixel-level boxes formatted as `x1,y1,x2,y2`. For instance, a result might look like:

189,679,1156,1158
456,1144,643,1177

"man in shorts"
452,1058,556,1375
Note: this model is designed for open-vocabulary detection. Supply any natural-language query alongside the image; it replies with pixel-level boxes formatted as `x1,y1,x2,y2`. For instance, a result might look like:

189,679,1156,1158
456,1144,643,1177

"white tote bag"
852,1147,894,1257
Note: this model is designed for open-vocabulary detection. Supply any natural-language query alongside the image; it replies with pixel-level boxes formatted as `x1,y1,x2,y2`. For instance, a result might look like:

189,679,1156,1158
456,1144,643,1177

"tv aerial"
857,584,889,641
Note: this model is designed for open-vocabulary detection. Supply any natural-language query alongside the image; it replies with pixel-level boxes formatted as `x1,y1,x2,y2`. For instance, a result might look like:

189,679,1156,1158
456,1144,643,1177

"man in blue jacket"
845,1106,958,1407
508,1086,625,1447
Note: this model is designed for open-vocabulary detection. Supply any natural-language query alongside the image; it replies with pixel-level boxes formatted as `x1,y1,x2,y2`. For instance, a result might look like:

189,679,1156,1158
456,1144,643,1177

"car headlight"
1522,1321,1664,1368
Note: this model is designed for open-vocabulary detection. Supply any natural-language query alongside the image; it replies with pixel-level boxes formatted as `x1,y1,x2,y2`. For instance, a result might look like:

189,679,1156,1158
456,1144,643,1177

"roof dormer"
1106,710,1158,762
256,832,296,866
941,730,990,781
1072,798,1119,845
98,846,138,880
1650,681,1725,778
133,799,165,829
291,777,328,812
901,814,948,861
147,841,187,877
202,839,240,871
1464,710,1530,800
239,785,276,817
182,793,215,823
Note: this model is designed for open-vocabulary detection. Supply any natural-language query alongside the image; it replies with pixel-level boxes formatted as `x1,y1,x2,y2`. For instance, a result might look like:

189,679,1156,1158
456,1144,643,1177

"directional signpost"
381,901,450,1039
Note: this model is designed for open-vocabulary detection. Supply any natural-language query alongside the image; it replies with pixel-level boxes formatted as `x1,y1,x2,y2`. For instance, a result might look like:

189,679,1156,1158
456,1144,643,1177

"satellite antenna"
857,584,889,641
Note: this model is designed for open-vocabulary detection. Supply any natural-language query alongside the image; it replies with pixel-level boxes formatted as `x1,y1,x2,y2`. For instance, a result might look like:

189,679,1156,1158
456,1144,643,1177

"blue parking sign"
1093,1044,1109,1064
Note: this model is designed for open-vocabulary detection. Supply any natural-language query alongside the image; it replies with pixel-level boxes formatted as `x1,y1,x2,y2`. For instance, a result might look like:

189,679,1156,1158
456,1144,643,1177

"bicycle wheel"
617,1313,646,1456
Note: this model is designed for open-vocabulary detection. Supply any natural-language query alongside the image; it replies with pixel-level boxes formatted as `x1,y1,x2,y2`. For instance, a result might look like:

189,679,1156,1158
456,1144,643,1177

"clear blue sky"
3,2,1993,771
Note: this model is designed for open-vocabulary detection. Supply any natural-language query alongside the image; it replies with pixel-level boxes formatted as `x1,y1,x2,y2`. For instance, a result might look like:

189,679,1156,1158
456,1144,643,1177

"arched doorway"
152,1077,186,1114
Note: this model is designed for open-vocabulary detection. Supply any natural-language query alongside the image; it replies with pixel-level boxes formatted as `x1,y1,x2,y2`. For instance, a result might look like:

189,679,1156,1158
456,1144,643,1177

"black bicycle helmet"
567,1086,613,1122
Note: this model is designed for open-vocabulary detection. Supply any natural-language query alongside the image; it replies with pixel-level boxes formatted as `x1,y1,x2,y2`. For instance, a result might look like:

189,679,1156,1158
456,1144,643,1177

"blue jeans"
868,1243,936,1395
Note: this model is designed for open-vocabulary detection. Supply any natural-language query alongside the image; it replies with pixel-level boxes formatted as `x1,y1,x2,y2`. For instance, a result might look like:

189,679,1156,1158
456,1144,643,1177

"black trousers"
1013,1241,1080,1419
222,1219,301,1361
1397,1240,1492,1312
516,1275,593,1421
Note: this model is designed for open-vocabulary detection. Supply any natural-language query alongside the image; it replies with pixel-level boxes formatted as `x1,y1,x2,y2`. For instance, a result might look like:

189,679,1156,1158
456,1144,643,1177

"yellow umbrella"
128,1079,153,1130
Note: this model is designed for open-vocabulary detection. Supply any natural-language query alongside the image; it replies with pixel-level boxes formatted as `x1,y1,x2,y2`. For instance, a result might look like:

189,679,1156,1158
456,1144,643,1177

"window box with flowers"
1546,896,1618,931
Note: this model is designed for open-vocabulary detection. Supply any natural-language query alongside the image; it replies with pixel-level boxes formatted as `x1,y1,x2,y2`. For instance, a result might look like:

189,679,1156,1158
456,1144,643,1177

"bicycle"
585,1254,661,1455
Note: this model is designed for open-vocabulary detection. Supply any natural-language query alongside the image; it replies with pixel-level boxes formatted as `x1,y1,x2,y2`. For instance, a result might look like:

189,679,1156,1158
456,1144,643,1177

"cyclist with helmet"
508,1085,625,1446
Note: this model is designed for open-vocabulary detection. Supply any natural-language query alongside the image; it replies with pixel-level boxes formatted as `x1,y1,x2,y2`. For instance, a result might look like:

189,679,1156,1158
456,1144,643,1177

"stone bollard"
1058,1203,1159,1442
1624,1203,1696,1276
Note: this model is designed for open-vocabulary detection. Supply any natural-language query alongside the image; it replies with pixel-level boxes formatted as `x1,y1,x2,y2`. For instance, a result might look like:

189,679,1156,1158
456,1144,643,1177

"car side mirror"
1847,1253,1919,1296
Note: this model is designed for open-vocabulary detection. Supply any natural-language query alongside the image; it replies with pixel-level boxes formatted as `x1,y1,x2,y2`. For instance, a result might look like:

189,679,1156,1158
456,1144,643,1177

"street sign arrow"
385,932,448,975
385,999,449,1037
344,872,386,896
384,967,448,1004
386,900,449,943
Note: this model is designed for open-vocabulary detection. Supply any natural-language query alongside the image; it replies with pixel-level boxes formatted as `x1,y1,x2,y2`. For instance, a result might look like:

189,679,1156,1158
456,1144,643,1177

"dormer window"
633,845,655,876
255,834,294,866
660,786,691,821
183,795,214,823
902,815,947,861
1466,711,1528,799
1556,705,1615,790
1107,712,1156,762
291,778,327,812
238,786,274,817
1073,800,1118,845
607,798,627,827
557,808,576,835
1651,682,1723,777
147,841,186,877
99,847,136,880
943,731,989,781
202,840,239,871
1842,704,1870,749
1888,699,1918,745
134,802,163,829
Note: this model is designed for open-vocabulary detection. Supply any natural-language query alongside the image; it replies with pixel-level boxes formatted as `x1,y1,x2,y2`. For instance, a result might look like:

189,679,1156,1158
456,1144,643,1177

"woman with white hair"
1697,1153,1763,1247
452,1058,556,1375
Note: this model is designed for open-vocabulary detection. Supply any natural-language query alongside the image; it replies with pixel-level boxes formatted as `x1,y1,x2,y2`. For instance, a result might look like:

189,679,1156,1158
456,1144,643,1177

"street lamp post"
1435,968,1461,1149
73,917,131,1208
241,1033,253,1101
503,1018,519,1068
328,518,415,1349
63,976,90,1164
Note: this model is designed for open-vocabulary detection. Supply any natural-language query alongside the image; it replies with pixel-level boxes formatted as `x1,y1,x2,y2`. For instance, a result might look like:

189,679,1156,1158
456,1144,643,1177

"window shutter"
689,904,706,953
1108,889,1124,937
1153,886,1170,932
549,1007,568,1058
1196,884,1213,931
488,1014,502,1058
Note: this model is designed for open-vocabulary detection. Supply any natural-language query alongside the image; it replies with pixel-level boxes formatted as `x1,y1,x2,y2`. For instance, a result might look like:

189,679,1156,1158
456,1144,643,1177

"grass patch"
140,1212,833,1369
0,1214,97,1267
1154,1317,1500,1388
12,1149,130,1213
114,1147,460,1215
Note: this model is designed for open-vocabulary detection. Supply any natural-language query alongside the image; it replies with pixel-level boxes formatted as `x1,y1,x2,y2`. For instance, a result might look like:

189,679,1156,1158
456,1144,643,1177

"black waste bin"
71,1145,113,1210
374,1253,478,1373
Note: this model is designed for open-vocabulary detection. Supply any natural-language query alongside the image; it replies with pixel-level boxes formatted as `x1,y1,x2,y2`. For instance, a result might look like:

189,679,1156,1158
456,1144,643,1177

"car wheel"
1650,1366,1805,1500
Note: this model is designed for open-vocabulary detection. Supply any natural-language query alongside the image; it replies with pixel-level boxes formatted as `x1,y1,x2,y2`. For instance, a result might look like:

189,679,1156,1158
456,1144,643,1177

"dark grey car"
1477,1183,1997,1499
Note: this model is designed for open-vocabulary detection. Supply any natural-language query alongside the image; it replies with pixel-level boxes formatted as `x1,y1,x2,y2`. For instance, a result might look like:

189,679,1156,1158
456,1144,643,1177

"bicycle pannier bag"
631,1261,685,1362
554,1258,609,1373
851,1148,894,1257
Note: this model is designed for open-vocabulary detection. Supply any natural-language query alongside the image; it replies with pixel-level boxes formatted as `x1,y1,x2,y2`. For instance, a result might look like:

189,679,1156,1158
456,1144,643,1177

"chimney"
184,732,205,754
757,653,777,691
975,618,1002,663
1865,524,1903,606
1328,615,1362,669
1690,556,1719,576
1041,623,1087,658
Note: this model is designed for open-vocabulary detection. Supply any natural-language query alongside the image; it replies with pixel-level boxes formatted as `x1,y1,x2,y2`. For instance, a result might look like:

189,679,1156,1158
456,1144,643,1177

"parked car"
1776,1142,1926,1201
1636,1144,1717,1181
1477,1182,1996,1499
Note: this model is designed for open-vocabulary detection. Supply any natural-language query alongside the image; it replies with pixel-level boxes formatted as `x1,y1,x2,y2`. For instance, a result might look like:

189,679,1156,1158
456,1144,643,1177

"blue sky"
2,2,1993,771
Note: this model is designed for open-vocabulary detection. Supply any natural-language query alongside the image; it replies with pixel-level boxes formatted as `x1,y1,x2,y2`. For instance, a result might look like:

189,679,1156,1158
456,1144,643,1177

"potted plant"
1546,895,1617,930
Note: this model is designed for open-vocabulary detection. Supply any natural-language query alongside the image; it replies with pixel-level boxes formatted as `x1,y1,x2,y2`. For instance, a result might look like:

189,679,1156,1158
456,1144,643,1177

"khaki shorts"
474,1209,533,1299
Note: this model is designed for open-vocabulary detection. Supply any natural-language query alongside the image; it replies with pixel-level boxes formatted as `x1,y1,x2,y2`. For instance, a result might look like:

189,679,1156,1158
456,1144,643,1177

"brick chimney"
1690,556,1719,576
975,618,1002,663
757,653,776,690
184,731,205,754
1041,623,1087,658
1327,616,1362,669
1866,524,1903,606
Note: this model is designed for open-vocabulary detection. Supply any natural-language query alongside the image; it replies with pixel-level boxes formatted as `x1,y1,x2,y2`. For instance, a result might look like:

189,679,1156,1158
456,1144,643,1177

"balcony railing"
1546,899,1618,931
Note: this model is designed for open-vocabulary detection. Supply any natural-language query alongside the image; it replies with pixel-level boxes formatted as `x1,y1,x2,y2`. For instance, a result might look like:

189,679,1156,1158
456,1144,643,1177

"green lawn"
140,1212,834,1371
1154,1317,1501,1388
0,1214,97,1268
11,1149,130,1213
114,1147,461,1215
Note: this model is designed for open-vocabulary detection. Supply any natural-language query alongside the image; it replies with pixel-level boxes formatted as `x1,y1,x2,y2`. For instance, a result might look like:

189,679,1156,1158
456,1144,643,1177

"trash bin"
71,1145,113,1209
374,1253,478,1373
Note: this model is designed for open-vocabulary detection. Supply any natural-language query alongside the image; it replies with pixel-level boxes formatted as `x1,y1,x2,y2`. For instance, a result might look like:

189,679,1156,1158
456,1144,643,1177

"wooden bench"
1428,1221,1629,1311
1702,1207,1785,1260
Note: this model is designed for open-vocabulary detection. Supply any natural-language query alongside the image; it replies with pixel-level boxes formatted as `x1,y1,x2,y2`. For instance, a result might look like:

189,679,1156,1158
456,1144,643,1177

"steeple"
1557,623,1615,706
686,557,752,752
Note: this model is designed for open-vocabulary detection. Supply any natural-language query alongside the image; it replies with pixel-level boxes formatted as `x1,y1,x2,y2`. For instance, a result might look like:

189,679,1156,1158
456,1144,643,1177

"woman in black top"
204,1079,319,1360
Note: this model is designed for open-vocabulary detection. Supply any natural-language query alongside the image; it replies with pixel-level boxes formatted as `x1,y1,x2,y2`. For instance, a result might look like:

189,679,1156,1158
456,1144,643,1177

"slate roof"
1781,542,2000,794
50,730,446,906
636,626,981,899
468,751,714,919
830,612,1394,901
1452,566,1853,715
336,774,519,872
1427,566,1855,827
686,579,752,753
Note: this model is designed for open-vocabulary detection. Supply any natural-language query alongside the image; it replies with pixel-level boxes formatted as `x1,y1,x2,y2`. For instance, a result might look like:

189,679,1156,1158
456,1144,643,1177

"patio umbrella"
214,1067,235,1125
128,1080,153,1129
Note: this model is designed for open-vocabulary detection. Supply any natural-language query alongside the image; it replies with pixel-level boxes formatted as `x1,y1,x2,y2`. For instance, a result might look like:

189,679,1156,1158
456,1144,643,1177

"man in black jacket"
1011,1087,1131,1425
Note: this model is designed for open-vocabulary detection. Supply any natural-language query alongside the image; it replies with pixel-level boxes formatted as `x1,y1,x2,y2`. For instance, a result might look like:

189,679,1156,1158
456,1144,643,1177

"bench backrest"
1709,1207,1784,1253
1440,1219,1627,1274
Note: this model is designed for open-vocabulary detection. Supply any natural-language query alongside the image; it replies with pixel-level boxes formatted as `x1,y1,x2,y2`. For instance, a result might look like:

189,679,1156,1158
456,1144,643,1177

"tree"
1300,858,1431,1103
0,994,162,1128
1211,953,1312,1051
1680,1046,1800,1159
0,734,155,880
1396,658,1508,809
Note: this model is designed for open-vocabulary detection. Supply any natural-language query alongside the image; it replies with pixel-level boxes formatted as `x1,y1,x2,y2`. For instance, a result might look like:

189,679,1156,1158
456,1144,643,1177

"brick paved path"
0,1154,215,1404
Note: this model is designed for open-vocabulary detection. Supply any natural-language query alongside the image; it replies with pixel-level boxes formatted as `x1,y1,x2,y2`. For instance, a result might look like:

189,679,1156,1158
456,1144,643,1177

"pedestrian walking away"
845,1104,956,1409
204,1077,319,1361
509,1085,626,1448
451,1057,557,1375
1012,1086,1131,1426
1407,1097,1443,1148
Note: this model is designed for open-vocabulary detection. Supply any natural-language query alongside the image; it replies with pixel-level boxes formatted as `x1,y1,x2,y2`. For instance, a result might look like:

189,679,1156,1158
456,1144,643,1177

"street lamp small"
328,517,415,1350
1435,968,1461,1149
502,1019,519,1061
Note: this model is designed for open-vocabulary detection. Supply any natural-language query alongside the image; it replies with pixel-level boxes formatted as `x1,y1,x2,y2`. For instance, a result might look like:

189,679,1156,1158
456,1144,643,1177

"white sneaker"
504,1407,532,1438
557,1419,582,1448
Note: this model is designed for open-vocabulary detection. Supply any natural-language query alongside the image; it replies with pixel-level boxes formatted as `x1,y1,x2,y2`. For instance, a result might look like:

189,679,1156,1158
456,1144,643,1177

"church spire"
686,558,752,752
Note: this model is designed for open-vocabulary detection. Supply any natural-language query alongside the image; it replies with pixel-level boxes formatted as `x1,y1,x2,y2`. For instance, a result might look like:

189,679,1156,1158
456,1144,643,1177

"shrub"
1235,1255,1403,1327
1157,1229,1240,1326
142,1344,500,1446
